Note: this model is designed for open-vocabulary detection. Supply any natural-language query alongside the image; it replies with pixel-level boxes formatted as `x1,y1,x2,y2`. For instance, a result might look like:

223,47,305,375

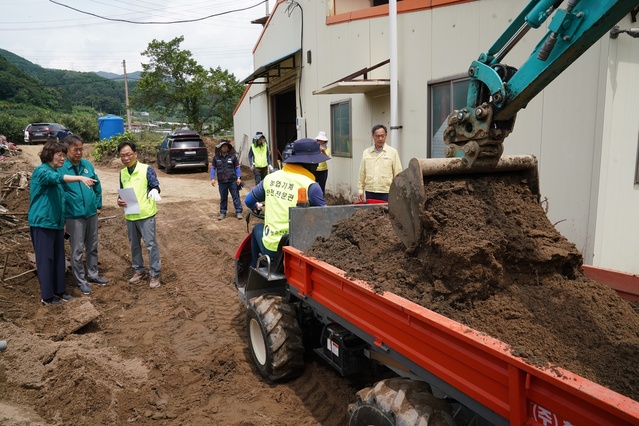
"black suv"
24,123,72,144
156,129,209,173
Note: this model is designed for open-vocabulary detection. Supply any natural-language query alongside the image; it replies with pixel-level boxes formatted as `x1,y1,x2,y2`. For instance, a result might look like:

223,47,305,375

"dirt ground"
1,147,637,426
307,172,639,402
0,146,360,426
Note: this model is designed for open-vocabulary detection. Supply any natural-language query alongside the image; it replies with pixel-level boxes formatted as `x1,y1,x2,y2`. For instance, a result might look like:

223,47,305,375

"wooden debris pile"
0,171,34,283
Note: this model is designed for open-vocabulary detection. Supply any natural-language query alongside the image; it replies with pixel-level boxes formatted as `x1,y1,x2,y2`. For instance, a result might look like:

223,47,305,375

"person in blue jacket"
211,139,243,220
28,140,96,305
59,135,108,296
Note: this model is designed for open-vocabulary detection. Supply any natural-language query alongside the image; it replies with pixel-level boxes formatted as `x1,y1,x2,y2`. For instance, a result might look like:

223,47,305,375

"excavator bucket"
388,155,539,252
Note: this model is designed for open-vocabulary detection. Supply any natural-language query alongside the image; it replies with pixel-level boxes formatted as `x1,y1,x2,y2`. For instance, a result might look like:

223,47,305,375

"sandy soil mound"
307,172,639,401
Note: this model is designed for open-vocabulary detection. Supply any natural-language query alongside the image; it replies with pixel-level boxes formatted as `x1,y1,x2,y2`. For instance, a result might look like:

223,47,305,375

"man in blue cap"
244,137,330,267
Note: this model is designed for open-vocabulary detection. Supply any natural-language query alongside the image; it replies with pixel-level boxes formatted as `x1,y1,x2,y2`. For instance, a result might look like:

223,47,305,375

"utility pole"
122,60,132,130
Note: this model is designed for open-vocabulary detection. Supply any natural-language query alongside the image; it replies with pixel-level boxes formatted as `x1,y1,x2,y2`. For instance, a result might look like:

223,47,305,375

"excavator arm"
444,0,639,168
389,0,639,252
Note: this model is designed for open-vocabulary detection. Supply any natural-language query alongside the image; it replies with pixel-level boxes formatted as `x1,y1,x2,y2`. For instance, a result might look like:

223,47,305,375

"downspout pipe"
389,0,399,149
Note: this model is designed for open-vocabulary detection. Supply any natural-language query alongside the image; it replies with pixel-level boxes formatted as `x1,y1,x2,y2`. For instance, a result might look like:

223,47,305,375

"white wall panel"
234,0,639,273
595,23,639,274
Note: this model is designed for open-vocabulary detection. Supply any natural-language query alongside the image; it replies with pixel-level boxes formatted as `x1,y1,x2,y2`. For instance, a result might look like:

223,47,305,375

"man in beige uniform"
357,124,402,202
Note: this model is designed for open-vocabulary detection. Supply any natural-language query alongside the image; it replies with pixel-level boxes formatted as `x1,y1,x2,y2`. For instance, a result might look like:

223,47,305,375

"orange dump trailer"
280,246,639,426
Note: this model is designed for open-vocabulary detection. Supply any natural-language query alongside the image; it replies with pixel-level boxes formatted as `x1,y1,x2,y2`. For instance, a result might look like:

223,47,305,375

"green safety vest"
262,170,315,251
251,143,269,168
120,163,158,221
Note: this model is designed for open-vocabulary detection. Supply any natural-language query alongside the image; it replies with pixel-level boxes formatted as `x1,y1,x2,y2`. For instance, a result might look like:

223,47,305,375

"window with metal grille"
428,77,470,158
330,99,352,158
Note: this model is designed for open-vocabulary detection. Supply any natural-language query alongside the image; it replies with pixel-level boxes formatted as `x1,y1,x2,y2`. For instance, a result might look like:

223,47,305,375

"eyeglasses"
119,153,135,159
71,147,83,152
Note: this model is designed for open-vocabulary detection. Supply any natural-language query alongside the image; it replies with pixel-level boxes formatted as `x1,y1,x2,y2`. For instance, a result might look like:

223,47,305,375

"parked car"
24,123,72,144
156,129,209,173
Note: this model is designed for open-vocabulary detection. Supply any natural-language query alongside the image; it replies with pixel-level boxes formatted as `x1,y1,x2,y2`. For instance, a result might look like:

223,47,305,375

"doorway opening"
271,89,297,165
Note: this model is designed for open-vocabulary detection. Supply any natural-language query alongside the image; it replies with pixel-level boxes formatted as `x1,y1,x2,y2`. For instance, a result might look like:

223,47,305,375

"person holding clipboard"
116,141,162,289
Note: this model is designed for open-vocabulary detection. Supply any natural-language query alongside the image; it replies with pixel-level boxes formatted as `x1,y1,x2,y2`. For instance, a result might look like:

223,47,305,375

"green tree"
132,36,243,134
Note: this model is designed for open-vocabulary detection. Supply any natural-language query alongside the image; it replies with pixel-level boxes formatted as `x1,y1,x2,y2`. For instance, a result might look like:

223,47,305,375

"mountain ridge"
0,48,130,114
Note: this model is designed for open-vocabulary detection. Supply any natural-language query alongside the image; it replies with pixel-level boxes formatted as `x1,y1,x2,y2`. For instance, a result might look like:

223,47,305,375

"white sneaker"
149,276,160,289
129,271,146,285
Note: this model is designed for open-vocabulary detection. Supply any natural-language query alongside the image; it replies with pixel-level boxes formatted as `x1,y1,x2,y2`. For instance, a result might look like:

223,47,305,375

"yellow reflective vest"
120,163,158,221
262,167,315,251
250,143,269,168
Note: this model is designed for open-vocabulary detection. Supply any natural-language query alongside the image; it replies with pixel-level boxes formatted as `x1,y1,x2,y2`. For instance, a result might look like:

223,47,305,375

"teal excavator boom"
443,0,639,168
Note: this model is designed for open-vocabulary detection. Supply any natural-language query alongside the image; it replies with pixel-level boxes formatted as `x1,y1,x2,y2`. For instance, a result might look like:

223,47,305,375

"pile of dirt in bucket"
307,172,639,401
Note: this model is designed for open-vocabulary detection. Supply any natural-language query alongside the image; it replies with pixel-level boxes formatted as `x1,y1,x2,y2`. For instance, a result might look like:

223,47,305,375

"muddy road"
0,146,358,425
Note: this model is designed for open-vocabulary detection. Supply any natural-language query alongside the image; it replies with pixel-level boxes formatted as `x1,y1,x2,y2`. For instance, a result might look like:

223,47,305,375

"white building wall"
252,12,301,72
234,0,639,273
595,22,639,274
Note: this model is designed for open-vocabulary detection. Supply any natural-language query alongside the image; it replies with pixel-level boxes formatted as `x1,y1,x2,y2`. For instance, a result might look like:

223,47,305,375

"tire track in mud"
287,362,353,425
156,200,359,424
89,160,361,424
2,148,360,425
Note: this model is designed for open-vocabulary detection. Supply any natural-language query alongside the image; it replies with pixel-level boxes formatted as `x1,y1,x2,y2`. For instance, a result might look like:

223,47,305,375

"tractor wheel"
246,295,305,382
348,379,455,426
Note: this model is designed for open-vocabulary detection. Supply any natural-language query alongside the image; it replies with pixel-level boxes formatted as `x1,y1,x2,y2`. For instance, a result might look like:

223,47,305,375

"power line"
48,0,267,24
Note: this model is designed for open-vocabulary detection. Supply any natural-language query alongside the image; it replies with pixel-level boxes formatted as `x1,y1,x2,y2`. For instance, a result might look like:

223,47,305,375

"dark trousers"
365,191,389,202
250,223,278,268
253,167,268,184
30,227,66,300
314,170,328,194
219,181,243,214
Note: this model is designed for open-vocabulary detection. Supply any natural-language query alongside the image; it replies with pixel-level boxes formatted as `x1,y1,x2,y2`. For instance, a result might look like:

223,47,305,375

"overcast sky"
2,0,274,81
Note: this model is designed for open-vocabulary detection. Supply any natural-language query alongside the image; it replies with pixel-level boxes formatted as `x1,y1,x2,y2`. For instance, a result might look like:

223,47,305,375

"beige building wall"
234,0,639,274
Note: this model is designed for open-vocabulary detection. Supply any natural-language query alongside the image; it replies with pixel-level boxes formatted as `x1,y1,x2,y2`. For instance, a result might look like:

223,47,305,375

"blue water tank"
98,115,125,140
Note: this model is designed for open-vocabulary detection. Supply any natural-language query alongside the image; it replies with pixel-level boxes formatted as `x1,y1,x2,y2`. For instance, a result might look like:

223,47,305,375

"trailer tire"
348,379,455,426
246,295,305,383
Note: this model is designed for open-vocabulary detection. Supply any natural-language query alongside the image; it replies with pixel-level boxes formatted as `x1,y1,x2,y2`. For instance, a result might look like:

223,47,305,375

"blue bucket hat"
216,139,233,149
284,138,331,164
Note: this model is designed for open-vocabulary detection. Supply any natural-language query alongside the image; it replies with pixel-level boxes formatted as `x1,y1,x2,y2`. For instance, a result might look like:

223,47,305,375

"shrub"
92,130,162,163
0,112,30,143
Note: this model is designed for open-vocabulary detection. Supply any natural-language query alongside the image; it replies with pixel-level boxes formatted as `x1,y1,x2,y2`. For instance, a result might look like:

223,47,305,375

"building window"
331,99,352,158
428,77,470,158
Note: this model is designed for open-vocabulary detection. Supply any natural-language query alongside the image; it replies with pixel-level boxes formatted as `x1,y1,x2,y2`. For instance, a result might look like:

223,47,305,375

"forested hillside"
0,49,130,143
0,55,63,110
0,48,128,114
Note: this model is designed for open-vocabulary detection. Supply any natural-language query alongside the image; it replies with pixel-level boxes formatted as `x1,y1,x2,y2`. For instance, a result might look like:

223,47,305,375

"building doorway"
271,89,296,165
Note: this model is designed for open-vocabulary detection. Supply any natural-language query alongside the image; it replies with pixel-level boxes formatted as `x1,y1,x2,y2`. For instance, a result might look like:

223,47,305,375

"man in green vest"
116,141,162,289
248,131,272,184
244,138,330,268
